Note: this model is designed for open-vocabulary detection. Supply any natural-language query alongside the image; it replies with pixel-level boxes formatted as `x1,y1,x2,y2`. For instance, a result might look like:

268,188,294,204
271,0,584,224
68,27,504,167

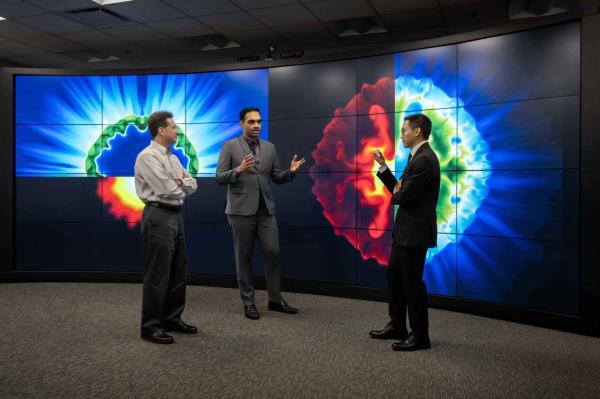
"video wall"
14,22,580,315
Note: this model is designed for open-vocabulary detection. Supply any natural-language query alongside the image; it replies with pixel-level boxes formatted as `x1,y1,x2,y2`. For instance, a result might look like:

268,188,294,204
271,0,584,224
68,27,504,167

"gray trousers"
140,205,187,333
227,206,283,306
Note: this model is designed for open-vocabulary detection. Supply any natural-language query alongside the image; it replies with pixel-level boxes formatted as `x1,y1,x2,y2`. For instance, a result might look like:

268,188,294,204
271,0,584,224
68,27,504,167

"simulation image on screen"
16,69,268,223
14,22,580,315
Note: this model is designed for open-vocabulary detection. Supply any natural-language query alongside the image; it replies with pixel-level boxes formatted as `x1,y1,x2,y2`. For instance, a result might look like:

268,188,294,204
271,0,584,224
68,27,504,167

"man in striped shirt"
134,110,197,344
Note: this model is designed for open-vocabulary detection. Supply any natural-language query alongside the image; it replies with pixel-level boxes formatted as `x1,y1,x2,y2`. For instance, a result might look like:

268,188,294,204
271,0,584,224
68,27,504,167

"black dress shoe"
164,320,198,334
245,305,260,320
268,300,298,314
391,334,431,351
141,330,174,344
369,322,408,340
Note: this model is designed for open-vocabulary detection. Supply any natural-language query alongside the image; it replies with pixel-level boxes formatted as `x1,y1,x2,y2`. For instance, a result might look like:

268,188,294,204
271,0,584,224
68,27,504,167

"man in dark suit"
369,113,440,351
216,107,306,320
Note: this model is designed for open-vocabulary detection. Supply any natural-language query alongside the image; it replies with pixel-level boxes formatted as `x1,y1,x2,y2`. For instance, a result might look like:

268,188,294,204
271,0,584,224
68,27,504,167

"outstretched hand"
290,154,306,173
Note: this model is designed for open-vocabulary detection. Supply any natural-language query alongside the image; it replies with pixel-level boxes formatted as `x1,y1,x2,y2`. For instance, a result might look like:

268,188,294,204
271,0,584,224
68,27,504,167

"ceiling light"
509,0,573,19
327,17,388,38
187,34,241,51
91,0,134,5
88,55,120,63
0,16,6,21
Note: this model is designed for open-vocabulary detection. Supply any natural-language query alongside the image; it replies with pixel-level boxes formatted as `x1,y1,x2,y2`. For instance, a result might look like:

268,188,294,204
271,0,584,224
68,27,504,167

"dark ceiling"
0,0,596,70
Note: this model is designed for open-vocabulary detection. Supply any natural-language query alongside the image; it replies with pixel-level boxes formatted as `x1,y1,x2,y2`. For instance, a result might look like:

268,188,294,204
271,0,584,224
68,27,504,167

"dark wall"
581,13,600,334
0,71,13,272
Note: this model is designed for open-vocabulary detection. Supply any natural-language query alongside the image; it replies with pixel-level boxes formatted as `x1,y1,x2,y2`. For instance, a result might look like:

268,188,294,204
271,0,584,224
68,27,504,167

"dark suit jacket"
377,142,440,248
215,136,294,216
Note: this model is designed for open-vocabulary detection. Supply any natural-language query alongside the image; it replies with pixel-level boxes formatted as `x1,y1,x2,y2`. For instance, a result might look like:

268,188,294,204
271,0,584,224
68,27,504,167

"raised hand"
236,154,255,174
290,154,306,173
373,149,386,167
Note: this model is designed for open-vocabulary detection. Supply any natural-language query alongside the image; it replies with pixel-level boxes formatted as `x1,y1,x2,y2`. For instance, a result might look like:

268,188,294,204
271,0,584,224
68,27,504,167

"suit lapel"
405,142,429,175
256,138,268,174
237,136,261,173
237,136,252,156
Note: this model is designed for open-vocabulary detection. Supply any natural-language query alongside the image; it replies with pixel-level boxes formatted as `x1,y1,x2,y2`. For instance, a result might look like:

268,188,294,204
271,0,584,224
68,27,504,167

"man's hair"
148,111,174,138
404,114,432,139
239,107,260,121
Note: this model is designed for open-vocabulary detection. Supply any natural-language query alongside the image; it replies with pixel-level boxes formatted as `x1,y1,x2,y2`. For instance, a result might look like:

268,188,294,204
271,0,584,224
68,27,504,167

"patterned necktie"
247,140,257,155
407,153,413,164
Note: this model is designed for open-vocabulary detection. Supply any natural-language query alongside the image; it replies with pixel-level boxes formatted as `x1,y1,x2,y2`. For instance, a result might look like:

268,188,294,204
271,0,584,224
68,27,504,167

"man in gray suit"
216,107,306,319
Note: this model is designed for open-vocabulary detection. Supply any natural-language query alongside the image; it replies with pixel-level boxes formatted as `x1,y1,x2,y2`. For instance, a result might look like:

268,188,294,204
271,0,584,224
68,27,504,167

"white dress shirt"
134,140,197,206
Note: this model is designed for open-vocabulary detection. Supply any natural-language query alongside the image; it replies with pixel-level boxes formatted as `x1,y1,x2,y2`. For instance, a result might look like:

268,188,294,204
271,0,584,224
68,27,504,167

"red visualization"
98,177,144,227
311,77,395,267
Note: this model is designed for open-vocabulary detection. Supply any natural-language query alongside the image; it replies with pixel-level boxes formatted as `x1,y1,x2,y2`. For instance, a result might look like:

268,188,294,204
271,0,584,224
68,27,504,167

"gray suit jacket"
216,136,294,216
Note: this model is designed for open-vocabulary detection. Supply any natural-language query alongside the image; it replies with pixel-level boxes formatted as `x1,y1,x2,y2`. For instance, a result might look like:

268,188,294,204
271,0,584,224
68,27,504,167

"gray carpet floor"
1,283,599,399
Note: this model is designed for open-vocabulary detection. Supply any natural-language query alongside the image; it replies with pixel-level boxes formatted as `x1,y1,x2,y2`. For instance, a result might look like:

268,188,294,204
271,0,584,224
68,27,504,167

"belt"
146,201,181,213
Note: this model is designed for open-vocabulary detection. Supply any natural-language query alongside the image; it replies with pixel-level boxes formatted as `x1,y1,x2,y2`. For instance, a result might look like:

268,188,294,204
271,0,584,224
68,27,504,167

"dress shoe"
245,305,260,320
164,320,198,334
268,300,298,314
141,330,174,344
391,334,431,351
369,322,408,340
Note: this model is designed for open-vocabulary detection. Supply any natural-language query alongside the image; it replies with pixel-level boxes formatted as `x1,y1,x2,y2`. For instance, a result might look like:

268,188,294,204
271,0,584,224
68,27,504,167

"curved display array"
14,22,580,315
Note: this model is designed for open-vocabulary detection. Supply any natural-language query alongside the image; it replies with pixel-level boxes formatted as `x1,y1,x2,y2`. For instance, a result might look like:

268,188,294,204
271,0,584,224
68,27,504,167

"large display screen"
14,22,580,315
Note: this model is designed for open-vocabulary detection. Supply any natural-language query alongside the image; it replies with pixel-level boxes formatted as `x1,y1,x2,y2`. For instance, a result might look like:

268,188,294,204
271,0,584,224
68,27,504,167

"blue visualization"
15,69,269,177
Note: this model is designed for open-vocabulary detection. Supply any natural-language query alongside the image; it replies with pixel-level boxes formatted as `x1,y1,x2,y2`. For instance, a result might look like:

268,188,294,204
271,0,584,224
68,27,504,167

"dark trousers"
226,199,283,306
387,244,429,338
140,205,187,333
